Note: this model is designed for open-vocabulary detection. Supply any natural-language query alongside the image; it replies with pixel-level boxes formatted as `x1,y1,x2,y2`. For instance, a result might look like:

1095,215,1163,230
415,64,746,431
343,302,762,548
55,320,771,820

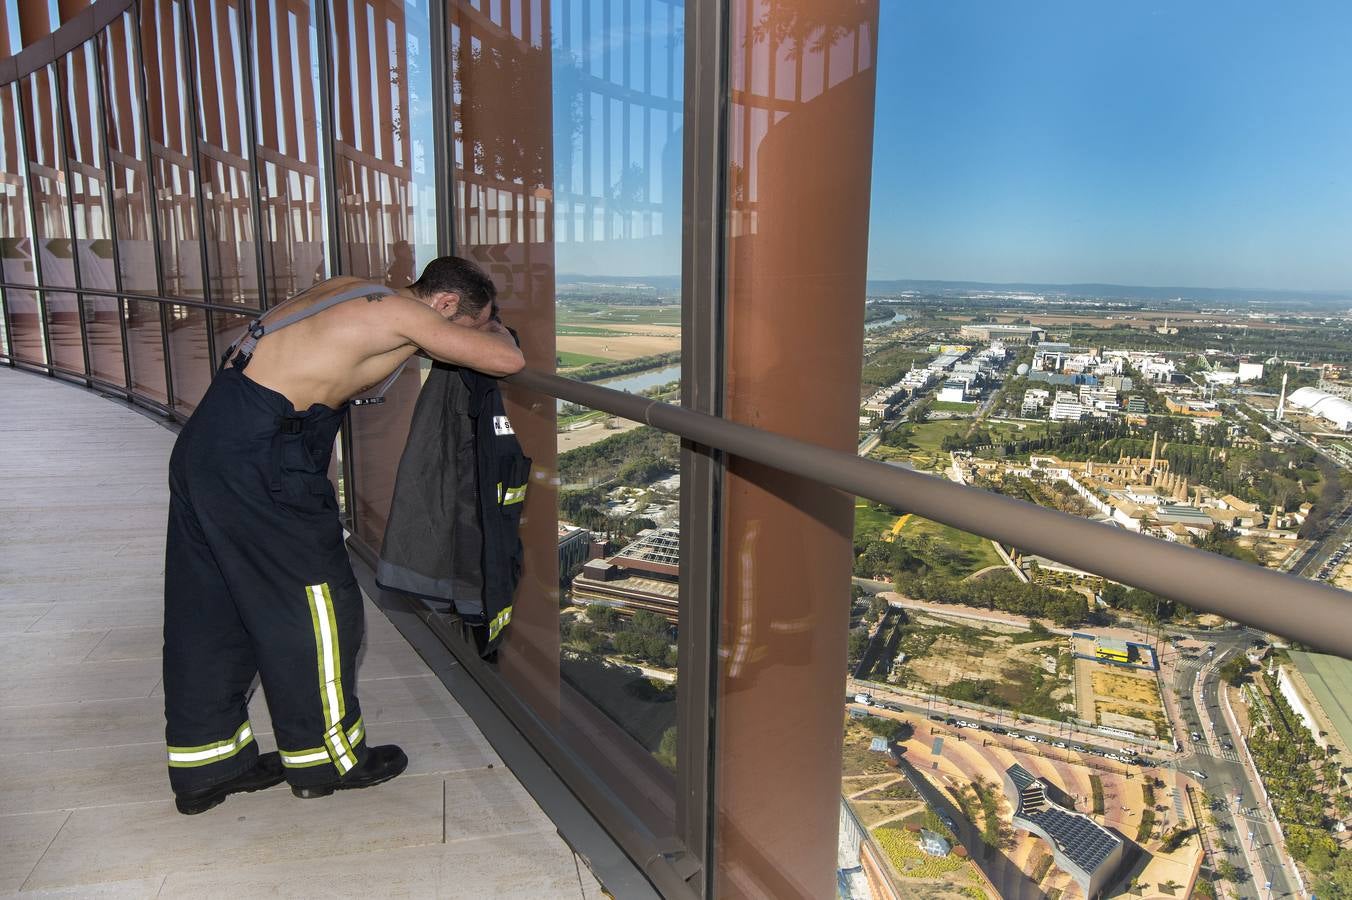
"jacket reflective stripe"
280,717,364,768
488,605,513,641
167,721,254,768
307,583,356,773
496,482,527,506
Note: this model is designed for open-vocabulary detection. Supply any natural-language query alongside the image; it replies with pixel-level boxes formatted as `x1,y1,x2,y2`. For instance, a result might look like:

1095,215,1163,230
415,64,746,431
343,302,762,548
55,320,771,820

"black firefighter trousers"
163,366,367,793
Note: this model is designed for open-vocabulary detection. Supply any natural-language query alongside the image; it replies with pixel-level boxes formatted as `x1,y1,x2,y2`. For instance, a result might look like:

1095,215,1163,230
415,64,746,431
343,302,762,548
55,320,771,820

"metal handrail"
510,368,1352,659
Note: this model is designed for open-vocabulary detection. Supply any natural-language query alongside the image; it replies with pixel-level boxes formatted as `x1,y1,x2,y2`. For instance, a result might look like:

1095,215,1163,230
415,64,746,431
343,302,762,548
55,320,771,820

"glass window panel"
190,0,261,306
126,298,168,404
332,0,440,548
44,290,84,373
251,0,330,301
99,11,159,295
141,0,206,300
715,3,880,897
65,42,118,293
165,303,212,414
81,294,125,385
3,288,44,365
328,0,436,284
19,70,78,382
0,82,44,365
444,0,688,866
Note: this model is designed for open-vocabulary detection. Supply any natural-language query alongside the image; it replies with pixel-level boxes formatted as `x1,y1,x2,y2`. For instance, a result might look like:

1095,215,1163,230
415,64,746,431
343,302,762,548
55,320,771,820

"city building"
1238,362,1266,382
1125,396,1148,415
1004,764,1125,898
937,380,970,403
1049,394,1086,422
959,323,1046,343
571,528,681,623
558,523,593,581
1165,397,1223,418
1287,386,1352,431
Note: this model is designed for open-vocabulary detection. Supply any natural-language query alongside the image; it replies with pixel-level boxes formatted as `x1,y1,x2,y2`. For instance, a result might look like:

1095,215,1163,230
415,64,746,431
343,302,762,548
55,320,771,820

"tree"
908,400,932,423
586,603,619,631
1218,655,1249,687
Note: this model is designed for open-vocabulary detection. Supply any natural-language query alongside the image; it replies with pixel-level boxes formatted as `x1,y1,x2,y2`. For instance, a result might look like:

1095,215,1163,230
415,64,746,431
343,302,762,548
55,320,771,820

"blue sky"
866,1,1352,291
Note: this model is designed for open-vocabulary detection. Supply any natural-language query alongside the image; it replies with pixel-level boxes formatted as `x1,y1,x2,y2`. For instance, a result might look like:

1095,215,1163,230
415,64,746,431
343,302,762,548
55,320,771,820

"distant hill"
864,278,1352,308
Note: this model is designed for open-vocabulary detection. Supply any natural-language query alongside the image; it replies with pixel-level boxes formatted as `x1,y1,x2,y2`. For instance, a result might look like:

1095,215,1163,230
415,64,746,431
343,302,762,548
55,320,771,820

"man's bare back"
240,275,524,410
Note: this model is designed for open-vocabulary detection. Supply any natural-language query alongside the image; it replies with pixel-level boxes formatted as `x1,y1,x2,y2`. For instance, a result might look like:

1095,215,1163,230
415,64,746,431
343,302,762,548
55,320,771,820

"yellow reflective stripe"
307,583,346,730
280,717,364,769
167,721,254,768
326,727,356,774
495,482,527,506
488,605,513,641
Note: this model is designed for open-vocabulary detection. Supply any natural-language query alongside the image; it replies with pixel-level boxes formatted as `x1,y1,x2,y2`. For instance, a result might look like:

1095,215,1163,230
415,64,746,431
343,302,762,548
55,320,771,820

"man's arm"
391,300,525,377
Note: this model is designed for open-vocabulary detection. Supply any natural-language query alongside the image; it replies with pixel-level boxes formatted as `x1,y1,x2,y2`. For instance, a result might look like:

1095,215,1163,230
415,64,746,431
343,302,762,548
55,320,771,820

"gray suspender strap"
223,283,398,368
350,360,406,407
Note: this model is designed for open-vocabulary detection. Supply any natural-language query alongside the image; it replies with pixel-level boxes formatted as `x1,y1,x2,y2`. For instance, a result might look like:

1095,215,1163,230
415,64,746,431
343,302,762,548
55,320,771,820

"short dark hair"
409,256,497,317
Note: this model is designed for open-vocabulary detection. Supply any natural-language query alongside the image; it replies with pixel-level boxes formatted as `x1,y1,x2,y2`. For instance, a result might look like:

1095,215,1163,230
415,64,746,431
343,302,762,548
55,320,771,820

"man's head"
408,256,498,327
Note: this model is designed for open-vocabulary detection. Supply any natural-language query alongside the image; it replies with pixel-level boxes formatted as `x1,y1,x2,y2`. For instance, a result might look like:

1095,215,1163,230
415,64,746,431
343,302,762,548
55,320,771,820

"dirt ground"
556,332,681,361
901,617,1068,699
1093,669,1162,707
556,417,644,453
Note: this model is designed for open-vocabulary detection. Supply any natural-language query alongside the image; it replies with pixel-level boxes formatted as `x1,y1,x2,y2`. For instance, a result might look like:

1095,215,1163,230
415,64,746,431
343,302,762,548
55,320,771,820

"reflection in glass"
166,303,211,413
0,82,44,365
64,42,125,385
250,0,329,301
3,288,44,365
328,0,437,283
446,0,689,855
189,0,260,306
20,68,84,373
99,11,160,295
126,297,168,404
142,0,205,299
334,0,440,548
715,2,881,896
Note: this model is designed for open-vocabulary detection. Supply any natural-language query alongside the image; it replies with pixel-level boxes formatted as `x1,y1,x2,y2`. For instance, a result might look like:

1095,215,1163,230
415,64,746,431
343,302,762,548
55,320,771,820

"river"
557,363,682,411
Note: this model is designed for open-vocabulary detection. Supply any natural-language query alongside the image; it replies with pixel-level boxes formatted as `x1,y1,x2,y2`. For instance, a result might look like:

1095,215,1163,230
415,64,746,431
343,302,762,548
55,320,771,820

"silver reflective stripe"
167,722,254,768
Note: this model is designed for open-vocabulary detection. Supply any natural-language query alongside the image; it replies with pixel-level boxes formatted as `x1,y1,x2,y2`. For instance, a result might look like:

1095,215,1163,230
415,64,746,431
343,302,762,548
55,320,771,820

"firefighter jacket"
375,361,530,658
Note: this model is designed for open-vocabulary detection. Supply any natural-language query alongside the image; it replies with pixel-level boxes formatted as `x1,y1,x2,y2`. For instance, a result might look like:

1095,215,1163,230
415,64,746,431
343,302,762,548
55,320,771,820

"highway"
1164,630,1299,898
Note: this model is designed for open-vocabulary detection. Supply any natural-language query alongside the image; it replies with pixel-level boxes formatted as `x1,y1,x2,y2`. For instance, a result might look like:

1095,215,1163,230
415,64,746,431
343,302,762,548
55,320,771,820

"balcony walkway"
0,368,603,898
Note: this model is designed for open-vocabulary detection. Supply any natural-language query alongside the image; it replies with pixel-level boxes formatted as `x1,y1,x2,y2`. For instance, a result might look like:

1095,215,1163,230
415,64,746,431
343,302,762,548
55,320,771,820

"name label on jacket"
493,415,515,436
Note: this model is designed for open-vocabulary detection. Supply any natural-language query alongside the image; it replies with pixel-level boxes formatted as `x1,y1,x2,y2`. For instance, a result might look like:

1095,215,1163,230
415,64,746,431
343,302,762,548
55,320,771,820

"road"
1287,502,1352,580
1163,630,1298,899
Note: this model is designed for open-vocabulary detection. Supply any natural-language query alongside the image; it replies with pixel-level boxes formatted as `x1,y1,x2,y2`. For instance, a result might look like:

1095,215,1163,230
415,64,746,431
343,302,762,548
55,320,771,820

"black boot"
175,752,286,815
292,745,408,798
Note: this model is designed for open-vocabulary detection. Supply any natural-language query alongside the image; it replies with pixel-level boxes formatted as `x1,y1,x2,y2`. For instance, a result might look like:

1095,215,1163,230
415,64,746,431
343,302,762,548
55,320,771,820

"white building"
1049,396,1085,422
938,381,969,403
1238,362,1265,382
1287,386,1352,431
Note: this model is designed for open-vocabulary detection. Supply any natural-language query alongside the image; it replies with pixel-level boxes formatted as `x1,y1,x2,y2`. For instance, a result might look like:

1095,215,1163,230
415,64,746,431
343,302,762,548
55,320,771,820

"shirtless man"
163,256,522,814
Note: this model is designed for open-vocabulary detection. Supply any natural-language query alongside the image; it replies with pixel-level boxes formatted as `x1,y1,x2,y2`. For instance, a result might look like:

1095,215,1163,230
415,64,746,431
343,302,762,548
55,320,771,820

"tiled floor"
0,368,604,899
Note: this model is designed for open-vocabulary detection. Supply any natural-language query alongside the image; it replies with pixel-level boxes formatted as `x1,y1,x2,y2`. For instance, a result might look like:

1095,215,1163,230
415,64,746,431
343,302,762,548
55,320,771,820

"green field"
854,500,901,541
556,325,624,336
557,304,681,327
931,400,979,413
896,516,1003,578
556,351,611,368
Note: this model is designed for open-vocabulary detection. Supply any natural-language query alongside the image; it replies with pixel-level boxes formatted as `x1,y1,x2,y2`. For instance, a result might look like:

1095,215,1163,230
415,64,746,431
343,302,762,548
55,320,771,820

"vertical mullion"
235,0,273,309
315,0,355,517
429,0,450,256
132,0,177,407
15,79,54,372
92,35,134,393
177,0,219,367
679,0,730,895
315,0,342,276
53,61,95,384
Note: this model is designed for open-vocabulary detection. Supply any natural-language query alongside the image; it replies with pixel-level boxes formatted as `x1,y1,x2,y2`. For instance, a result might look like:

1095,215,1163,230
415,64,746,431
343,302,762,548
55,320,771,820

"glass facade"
5,3,1350,900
